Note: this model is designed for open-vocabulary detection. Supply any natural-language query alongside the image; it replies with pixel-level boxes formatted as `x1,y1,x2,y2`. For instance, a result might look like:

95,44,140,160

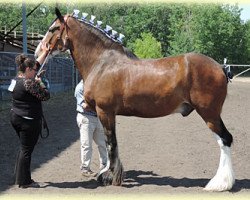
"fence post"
22,1,28,54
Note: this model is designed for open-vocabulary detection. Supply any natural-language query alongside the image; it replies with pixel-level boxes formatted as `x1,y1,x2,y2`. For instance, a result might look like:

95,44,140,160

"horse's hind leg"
96,109,124,186
198,111,235,191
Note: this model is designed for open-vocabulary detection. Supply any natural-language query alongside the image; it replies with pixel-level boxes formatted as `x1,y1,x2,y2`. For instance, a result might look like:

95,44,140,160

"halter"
48,15,70,51
37,15,70,75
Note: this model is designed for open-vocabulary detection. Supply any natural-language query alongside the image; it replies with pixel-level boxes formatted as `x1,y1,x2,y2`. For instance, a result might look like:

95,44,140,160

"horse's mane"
122,47,138,59
71,16,138,60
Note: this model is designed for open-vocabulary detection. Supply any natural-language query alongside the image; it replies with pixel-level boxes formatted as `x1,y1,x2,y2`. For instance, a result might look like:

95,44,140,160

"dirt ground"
0,78,249,199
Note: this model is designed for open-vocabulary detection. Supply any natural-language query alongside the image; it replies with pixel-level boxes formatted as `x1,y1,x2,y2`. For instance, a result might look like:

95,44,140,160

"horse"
35,8,235,191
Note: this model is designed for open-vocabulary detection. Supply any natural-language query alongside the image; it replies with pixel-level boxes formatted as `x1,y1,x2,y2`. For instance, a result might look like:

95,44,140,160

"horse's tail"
222,64,233,83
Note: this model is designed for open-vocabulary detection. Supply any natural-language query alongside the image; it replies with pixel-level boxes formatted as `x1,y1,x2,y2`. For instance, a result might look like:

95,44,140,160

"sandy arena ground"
0,78,249,199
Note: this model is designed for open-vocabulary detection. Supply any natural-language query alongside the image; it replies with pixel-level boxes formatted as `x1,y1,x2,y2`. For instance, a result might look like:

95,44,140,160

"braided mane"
71,14,138,60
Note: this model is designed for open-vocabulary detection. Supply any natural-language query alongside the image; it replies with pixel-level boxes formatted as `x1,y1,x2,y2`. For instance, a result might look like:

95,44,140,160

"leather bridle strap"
47,15,69,52
37,15,70,75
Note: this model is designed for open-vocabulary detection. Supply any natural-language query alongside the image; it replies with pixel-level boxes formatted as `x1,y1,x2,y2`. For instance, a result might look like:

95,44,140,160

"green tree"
167,3,245,63
244,20,250,63
0,3,22,31
133,32,163,58
0,2,249,64
167,4,195,55
191,4,244,63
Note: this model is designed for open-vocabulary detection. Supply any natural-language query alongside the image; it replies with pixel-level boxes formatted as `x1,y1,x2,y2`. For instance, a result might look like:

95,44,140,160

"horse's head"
35,8,70,58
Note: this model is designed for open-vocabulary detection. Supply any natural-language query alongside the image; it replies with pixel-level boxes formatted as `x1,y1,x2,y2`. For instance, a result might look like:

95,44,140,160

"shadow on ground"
29,169,250,192
123,170,250,192
0,92,79,193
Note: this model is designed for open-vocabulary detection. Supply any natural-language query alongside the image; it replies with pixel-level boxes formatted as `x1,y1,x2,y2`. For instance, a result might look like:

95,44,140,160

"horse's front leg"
96,108,124,186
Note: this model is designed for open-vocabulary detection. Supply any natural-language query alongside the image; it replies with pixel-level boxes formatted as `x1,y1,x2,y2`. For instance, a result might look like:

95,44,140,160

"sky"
239,4,250,22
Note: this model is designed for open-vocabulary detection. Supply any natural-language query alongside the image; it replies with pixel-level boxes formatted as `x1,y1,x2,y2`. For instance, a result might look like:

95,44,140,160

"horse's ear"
55,7,64,23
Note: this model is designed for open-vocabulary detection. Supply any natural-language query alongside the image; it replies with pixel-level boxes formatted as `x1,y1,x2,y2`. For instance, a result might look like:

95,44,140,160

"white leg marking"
204,135,235,191
97,159,110,176
97,146,110,177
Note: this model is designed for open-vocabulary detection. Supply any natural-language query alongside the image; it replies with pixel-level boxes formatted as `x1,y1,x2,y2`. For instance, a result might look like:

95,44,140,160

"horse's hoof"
111,172,124,186
204,174,234,192
97,170,113,186
112,165,124,186
112,181,122,186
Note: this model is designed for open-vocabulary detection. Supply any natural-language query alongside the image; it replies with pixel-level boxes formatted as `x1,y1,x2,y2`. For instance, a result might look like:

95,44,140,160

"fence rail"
1,52,249,102
0,52,77,101
225,64,250,78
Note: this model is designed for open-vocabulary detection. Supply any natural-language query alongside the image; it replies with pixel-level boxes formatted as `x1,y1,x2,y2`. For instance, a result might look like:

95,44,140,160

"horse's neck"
68,18,118,80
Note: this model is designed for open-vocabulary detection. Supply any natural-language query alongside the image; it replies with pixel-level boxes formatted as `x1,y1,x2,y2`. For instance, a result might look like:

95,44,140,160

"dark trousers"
10,111,41,186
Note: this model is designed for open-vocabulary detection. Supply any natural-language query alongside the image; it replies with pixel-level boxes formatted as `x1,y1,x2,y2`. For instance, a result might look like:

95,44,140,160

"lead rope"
37,49,51,139
36,50,51,77
37,17,69,139
41,113,49,139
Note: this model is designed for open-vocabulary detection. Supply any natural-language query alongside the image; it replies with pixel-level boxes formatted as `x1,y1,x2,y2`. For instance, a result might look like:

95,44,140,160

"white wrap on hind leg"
97,150,110,177
204,135,235,191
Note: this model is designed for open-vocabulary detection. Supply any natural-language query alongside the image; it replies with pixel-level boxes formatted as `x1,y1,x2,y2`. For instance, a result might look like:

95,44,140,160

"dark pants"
10,111,41,186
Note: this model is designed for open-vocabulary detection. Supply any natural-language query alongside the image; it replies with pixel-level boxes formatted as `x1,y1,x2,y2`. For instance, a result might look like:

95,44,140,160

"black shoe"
19,180,40,188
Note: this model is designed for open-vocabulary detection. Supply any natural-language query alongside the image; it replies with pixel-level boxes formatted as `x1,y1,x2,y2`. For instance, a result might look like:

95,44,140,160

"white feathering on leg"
97,149,110,177
204,135,235,191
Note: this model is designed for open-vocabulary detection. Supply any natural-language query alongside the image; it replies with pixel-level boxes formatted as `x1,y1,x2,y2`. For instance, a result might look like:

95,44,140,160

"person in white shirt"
74,80,108,177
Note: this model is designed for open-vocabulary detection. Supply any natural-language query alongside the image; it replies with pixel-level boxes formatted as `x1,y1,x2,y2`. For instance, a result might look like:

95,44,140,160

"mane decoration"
72,9,125,45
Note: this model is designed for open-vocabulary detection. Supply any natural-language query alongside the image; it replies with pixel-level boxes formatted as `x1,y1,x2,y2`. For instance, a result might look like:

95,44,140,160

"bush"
133,32,163,59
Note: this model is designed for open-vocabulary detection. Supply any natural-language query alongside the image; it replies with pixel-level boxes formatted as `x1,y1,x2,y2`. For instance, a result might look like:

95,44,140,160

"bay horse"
35,8,234,191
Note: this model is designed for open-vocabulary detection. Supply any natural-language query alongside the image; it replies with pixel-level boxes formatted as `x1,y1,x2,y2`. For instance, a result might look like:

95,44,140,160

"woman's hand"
82,102,93,112
35,76,46,88
36,42,50,67
41,42,50,53
36,69,46,78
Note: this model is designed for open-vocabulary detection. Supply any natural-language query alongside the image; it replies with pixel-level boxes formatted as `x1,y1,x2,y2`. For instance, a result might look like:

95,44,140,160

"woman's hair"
15,54,35,73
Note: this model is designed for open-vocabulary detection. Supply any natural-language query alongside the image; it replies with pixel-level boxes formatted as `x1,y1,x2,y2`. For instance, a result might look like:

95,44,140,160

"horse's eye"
49,26,60,33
